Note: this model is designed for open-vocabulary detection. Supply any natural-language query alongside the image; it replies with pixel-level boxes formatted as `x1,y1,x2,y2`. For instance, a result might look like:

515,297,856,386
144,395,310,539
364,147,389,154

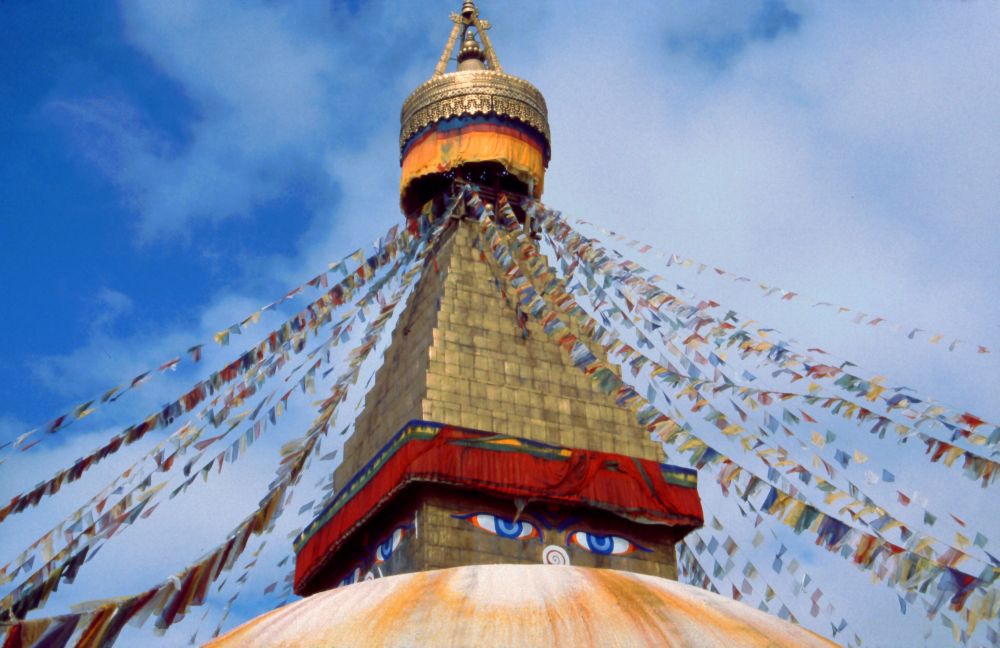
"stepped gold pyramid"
293,0,692,594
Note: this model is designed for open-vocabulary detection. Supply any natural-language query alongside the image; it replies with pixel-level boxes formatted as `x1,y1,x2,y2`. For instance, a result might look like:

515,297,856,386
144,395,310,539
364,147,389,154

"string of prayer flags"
496,199,993,586
0,339,341,585
0,192,456,632
0,406,319,641
0,222,430,528
676,541,721,594
552,247,999,497
536,208,1000,485
536,216,998,574
0,420,205,587
3,218,416,460
573,217,993,356
683,523,850,634
545,210,1000,445
168,261,412,506
546,237,998,569
542,210,1000,445
474,192,997,641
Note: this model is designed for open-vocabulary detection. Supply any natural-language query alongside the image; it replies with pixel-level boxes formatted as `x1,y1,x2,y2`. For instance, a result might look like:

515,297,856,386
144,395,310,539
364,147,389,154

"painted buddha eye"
374,526,408,564
566,531,648,556
339,566,362,587
454,513,540,541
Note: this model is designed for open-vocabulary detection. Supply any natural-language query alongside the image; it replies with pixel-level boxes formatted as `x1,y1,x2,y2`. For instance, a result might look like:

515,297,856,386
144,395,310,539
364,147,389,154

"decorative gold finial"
399,0,552,209
432,0,501,77
457,29,486,71
401,0,549,155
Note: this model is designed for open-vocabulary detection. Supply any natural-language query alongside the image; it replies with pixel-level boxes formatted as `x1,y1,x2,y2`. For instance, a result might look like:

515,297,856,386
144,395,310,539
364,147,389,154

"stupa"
209,3,836,646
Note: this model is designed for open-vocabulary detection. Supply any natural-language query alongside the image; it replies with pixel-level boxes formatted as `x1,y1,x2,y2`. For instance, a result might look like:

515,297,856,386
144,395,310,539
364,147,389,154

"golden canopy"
399,1,551,210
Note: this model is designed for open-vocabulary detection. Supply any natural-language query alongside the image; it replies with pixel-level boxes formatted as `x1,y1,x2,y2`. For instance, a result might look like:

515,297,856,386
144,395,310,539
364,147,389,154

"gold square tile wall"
335,221,664,488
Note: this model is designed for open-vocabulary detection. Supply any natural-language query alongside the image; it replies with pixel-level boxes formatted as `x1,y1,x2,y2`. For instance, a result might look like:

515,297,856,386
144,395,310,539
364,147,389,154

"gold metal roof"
399,1,550,157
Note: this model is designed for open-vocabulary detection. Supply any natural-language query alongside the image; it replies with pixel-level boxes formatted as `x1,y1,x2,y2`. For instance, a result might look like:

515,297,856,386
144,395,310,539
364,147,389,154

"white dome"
207,564,834,647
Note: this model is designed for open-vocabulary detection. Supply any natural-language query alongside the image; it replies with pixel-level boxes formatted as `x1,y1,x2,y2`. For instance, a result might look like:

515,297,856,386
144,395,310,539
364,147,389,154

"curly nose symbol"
542,545,569,565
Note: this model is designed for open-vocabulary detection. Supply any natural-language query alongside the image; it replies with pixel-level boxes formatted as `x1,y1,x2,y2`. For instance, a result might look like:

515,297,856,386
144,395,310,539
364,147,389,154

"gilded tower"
292,0,701,595
208,4,836,645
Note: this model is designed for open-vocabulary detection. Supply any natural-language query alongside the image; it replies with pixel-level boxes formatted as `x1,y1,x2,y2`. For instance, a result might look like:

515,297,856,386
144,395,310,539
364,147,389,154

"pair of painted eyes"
456,513,646,556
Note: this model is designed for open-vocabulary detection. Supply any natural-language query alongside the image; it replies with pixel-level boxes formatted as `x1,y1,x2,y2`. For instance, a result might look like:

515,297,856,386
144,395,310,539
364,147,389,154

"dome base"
208,564,835,647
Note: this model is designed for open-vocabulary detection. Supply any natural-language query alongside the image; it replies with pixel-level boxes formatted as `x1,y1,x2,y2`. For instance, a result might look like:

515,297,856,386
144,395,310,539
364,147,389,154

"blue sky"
1,1,999,646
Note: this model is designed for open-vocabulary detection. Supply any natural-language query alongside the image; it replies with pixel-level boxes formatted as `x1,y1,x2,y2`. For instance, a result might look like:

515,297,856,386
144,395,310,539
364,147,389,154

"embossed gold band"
399,70,550,157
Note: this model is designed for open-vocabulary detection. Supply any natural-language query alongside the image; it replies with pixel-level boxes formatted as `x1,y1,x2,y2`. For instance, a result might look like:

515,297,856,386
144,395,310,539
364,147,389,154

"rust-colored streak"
206,565,836,647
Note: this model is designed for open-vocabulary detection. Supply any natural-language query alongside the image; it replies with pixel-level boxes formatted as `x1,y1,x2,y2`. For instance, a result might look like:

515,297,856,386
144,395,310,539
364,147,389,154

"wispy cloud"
665,0,802,71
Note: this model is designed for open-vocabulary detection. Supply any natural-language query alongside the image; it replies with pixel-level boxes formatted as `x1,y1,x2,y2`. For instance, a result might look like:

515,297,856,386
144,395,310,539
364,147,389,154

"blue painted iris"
453,513,540,541
566,531,648,555
374,526,409,564
338,566,362,587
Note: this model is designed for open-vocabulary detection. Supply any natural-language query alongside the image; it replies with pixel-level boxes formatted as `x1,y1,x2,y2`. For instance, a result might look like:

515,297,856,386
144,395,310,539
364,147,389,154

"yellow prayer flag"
911,537,934,557
783,500,806,528
853,449,868,464
856,504,879,519
41,532,55,562
880,519,903,534
865,383,886,402
679,437,706,453
138,481,168,502
825,491,848,505
721,424,743,436
943,445,964,467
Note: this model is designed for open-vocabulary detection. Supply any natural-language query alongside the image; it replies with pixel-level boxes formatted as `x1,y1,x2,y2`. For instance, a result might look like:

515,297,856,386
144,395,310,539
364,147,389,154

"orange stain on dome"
207,564,836,647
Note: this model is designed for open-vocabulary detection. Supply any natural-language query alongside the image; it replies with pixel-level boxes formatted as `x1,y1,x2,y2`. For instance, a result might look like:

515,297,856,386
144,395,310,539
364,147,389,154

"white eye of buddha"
454,513,540,541
567,531,647,556
374,526,408,564
339,566,362,587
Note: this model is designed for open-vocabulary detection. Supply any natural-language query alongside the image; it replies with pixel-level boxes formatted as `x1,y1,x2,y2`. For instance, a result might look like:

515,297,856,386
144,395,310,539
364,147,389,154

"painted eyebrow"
555,515,580,532
452,511,553,530
527,511,554,530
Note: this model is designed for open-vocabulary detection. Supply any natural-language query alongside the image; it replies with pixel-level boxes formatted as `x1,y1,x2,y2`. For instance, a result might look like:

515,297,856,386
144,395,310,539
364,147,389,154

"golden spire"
400,1,550,156
456,28,486,71
398,0,552,210
433,0,502,77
